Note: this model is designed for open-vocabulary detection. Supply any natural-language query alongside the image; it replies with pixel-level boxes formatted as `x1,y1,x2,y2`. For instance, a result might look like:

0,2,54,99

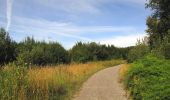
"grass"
119,63,129,83
123,55,170,100
0,60,124,100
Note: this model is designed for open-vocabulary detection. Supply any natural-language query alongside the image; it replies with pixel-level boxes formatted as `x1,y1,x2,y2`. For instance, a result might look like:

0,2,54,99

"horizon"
0,0,150,49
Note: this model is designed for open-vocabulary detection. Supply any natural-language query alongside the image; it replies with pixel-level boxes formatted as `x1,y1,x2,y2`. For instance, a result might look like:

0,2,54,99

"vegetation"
146,0,170,58
0,28,16,65
0,28,131,66
0,27,129,99
0,60,124,100
128,39,149,63
0,0,169,99
124,56,170,100
120,0,170,99
71,42,131,63
16,37,70,65
119,64,129,83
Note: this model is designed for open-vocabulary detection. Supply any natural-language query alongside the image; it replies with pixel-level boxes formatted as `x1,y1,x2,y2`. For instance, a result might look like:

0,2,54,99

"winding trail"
74,65,127,100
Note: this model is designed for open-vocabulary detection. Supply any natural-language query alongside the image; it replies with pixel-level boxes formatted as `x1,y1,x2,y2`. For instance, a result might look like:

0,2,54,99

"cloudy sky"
0,0,150,49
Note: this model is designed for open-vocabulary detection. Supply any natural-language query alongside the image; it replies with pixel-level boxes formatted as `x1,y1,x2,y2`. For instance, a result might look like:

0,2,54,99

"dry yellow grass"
27,60,124,99
119,63,129,82
0,60,124,100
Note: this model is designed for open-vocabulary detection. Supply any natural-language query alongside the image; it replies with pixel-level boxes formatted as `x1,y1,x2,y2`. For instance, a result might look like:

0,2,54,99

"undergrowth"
124,55,170,100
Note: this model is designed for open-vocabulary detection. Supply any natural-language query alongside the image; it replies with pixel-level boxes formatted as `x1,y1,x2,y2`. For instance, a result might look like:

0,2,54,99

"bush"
128,44,149,62
125,55,170,100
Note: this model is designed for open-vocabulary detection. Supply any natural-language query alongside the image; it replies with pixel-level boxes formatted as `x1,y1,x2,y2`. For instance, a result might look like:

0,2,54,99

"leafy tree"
17,37,70,65
128,40,149,62
146,0,170,59
71,42,91,63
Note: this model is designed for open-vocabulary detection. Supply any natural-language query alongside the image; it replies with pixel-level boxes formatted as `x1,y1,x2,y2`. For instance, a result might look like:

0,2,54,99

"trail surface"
74,65,127,100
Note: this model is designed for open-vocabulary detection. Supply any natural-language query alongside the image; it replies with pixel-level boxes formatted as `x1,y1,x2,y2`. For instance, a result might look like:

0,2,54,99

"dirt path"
73,65,127,100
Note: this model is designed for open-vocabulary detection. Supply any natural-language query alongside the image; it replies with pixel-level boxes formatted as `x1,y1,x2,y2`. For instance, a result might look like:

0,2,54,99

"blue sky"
0,0,150,49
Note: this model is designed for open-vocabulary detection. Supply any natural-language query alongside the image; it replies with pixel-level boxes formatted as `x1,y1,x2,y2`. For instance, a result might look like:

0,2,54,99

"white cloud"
9,16,145,49
34,0,101,14
99,33,146,47
11,16,138,41
33,0,146,14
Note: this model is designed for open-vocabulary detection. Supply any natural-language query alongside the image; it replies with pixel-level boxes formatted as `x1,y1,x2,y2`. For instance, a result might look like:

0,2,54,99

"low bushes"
124,55,170,100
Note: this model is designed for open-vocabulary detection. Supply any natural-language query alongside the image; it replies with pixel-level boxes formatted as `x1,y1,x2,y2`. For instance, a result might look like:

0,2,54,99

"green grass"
124,55,170,100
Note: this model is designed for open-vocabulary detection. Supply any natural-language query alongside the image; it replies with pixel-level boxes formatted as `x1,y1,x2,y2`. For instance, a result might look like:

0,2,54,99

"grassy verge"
123,56,170,100
119,63,129,83
0,60,124,100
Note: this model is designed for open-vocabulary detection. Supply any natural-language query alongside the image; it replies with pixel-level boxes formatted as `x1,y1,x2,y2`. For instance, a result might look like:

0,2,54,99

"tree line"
0,28,132,66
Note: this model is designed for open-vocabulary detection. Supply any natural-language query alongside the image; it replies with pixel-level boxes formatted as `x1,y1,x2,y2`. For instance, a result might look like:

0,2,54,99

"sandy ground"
73,65,127,100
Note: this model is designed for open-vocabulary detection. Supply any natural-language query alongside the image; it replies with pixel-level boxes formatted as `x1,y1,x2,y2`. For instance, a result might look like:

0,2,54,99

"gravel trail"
74,65,127,100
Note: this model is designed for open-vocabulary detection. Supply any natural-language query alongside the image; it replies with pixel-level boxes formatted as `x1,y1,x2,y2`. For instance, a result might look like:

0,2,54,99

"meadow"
0,60,124,100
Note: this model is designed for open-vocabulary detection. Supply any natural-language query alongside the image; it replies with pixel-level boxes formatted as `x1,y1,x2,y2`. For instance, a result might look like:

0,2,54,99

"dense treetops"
0,28,16,65
0,28,131,66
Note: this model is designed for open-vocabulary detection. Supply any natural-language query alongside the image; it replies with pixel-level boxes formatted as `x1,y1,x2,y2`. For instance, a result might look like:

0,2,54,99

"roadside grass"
124,55,170,100
119,64,129,83
0,60,124,100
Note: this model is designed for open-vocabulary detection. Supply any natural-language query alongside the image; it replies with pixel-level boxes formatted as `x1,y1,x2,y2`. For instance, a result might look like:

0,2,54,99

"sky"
0,0,150,49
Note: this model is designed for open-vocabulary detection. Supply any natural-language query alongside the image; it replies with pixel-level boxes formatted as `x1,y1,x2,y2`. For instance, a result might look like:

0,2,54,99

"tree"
71,42,91,63
17,37,70,66
128,40,149,62
0,28,16,65
146,0,170,59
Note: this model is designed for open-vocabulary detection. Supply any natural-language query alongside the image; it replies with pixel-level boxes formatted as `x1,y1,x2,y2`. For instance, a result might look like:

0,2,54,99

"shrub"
164,43,170,59
125,55,170,100
128,44,149,62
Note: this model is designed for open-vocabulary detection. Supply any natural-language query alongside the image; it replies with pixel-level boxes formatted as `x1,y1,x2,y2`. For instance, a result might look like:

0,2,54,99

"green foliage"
146,0,170,59
70,42,91,63
17,37,70,65
125,55,170,100
164,43,170,59
0,28,16,65
71,42,130,63
0,63,28,100
128,42,149,62
0,28,130,65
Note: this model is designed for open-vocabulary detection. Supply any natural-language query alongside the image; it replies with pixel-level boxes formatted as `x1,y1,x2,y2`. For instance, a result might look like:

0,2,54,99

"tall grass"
119,64,129,83
0,60,124,100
